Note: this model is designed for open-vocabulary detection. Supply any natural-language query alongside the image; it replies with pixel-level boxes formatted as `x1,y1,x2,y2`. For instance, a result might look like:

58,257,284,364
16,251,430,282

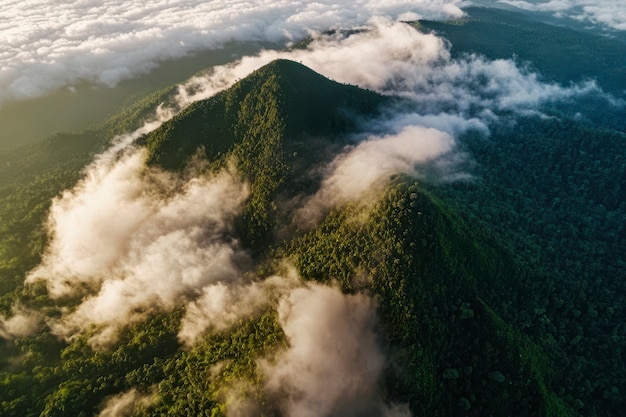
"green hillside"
143,59,388,251
435,116,626,417
289,180,571,416
1,58,622,417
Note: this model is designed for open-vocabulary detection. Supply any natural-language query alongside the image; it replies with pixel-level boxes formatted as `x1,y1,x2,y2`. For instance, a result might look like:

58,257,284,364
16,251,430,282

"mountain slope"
289,179,570,416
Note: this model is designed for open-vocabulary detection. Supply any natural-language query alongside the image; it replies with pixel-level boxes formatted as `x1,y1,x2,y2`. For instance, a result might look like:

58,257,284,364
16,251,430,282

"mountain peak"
143,59,387,171
250,58,320,78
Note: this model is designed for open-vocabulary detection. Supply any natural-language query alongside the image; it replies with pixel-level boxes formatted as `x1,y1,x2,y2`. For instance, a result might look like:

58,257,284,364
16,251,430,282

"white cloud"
0,305,43,340
178,274,299,346
0,0,464,106
26,147,249,346
97,388,156,417
297,125,456,225
498,0,626,30
259,283,410,417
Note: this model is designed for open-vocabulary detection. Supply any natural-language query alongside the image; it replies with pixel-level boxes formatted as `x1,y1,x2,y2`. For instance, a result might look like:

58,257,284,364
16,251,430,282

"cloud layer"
498,0,626,30
0,0,464,107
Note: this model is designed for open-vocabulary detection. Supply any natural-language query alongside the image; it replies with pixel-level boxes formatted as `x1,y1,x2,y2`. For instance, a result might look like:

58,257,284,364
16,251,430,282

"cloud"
297,125,456,225
0,0,464,107
177,272,411,416
178,273,299,346
0,305,43,340
259,283,410,417
498,0,626,30
26,147,249,346
97,388,156,417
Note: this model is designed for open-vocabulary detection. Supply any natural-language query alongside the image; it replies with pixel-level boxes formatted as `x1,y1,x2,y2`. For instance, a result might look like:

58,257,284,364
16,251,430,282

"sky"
1,1,624,415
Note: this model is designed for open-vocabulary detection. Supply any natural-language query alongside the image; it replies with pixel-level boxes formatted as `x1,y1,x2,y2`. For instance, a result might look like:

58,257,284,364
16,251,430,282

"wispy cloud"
97,388,156,417
178,273,299,346
0,305,43,340
297,125,457,225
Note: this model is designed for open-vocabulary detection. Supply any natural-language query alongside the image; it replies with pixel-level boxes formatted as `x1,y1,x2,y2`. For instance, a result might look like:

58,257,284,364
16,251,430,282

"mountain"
1,58,623,417
143,59,386,171
143,59,388,251
140,60,573,415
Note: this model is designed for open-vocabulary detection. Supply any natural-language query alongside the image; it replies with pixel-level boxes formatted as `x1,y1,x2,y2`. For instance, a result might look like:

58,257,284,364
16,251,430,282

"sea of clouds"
1,1,622,415
0,0,465,107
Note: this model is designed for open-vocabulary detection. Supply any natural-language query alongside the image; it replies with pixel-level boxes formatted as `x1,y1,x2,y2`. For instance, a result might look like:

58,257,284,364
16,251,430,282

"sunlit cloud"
259,282,410,417
0,305,43,340
178,273,300,347
296,125,457,226
97,388,156,417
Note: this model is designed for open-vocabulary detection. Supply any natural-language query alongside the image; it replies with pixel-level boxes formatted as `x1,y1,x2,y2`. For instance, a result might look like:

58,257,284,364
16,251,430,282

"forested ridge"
0,57,624,417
